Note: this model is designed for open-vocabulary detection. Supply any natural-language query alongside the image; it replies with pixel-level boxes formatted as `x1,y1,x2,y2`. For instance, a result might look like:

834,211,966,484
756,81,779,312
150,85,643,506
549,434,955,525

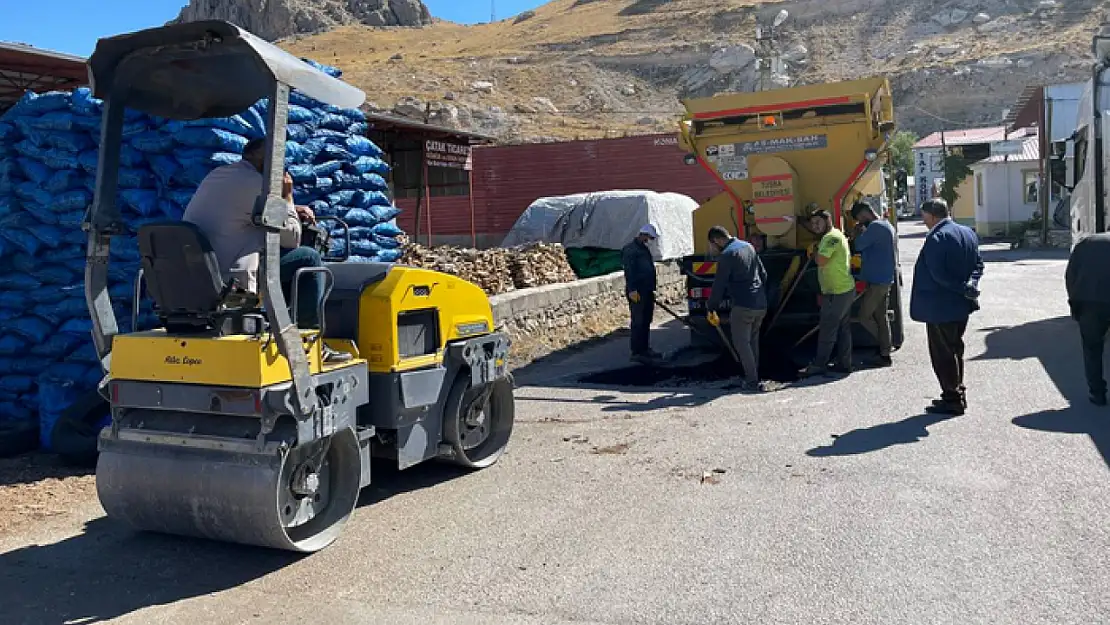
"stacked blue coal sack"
0,58,404,444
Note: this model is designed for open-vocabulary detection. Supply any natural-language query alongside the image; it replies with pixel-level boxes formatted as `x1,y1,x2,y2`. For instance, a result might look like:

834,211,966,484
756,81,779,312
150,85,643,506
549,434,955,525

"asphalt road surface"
1,221,1107,625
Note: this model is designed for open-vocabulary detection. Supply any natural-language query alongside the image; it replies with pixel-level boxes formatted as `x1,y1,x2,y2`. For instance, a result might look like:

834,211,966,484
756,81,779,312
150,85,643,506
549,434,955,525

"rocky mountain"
277,0,1107,142
173,0,431,41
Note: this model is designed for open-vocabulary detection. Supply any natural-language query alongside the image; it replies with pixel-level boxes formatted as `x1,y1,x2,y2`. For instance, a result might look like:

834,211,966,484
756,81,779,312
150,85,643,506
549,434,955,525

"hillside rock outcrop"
173,0,431,41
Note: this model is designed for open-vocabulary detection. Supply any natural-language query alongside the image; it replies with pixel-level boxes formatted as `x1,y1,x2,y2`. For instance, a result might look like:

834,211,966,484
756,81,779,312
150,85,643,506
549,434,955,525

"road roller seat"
323,261,393,343
138,221,263,334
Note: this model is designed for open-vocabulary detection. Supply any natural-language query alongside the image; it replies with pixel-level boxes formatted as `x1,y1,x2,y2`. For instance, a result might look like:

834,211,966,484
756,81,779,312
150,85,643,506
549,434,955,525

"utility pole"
491,0,496,22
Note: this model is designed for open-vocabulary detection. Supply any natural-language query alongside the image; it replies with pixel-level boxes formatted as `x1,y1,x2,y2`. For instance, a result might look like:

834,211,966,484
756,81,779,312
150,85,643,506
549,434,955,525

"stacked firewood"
397,242,578,294
399,244,515,294
508,242,577,288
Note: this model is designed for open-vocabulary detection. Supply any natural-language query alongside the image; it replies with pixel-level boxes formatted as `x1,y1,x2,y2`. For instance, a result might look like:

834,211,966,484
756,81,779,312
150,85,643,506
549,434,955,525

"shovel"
655,300,742,364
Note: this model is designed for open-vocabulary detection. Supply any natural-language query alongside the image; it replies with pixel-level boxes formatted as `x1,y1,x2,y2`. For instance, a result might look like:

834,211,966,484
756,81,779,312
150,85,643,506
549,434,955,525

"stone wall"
489,263,685,364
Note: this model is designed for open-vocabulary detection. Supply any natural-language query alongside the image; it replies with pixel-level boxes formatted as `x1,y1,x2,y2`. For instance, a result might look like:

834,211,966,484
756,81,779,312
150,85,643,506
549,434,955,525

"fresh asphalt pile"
0,59,404,455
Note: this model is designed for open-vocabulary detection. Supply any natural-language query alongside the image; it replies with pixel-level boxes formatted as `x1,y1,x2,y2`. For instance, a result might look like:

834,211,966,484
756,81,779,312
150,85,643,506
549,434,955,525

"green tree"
940,147,973,207
887,130,918,173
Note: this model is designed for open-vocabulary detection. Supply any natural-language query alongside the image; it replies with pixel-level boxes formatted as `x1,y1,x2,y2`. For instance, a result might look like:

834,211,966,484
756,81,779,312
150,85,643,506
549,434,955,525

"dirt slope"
281,0,1107,141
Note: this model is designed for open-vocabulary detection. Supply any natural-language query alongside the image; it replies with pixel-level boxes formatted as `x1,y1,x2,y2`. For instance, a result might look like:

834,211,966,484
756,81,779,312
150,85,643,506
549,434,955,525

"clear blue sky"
0,0,548,57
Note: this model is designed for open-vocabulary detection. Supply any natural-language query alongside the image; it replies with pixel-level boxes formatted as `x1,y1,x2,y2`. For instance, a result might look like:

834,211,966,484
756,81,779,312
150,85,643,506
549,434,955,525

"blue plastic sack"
371,221,404,237
166,189,196,209
70,87,102,116
345,135,383,158
30,333,85,358
288,164,316,183
368,204,402,223
174,162,218,187
319,113,350,132
311,201,336,218
50,189,92,213
351,156,390,175
0,121,15,141
240,106,267,137
38,376,87,451
45,169,88,194
60,317,93,335
12,141,80,169
159,199,185,220
77,149,99,173
43,297,89,320
117,167,154,189
0,356,52,376
130,130,176,153
286,124,312,143
166,115,257,137
374,249,402,263
25,223,65,248
0,335,28,356
18,110,79,132
313,161,343,177
350,239,381,257
119,189,158,216
371,234,401,249
0,402,34,423
24,128,93,153
347,122,369,136
340,208,380,227
16,157,51,183
15,180,53,206
0,289,30,309
150,154,181,186
35,264,78,286
174,127,249,153
286,141,308,164
0,375,34,395
287,105,318,124
345,226,374,240
69,342,100,364
0,273,39,290
289,91,324,109
17,90,70,115
10,316,54,342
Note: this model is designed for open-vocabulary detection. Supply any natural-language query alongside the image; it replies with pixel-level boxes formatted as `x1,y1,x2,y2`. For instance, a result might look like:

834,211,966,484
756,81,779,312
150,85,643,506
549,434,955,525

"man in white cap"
622,224,661,363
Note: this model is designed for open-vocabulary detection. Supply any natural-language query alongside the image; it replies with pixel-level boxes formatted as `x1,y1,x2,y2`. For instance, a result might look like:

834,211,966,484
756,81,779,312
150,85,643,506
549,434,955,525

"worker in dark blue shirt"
622,224,660,363
706,225,768,391
851,201,897,366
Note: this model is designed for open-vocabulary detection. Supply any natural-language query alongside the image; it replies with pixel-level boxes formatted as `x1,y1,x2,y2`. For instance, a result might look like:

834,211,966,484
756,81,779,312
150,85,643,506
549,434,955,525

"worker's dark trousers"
730,307,766,383
1076,302,1110,398
279,246,324,329
926,320,968,406
813,291,854,369
857,283,893,357
628,296,655,356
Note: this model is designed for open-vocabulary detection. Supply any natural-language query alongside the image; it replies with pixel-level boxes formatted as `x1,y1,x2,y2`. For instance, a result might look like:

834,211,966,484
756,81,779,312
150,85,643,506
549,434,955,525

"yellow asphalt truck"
677,76,904,353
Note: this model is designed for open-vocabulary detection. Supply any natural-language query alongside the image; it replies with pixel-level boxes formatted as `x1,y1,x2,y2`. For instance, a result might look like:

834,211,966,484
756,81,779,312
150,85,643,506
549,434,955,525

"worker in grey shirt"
850,201,896,366
705,225,769,391
184,138,350,363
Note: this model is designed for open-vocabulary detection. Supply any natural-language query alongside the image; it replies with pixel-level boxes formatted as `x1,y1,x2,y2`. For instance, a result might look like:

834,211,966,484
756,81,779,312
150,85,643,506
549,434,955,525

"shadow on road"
0,517,298,625
805,413,956,457
974,315,1110,469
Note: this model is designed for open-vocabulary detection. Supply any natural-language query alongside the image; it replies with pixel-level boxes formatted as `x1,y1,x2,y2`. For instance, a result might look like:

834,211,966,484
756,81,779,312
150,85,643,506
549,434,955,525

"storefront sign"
425,140,472,170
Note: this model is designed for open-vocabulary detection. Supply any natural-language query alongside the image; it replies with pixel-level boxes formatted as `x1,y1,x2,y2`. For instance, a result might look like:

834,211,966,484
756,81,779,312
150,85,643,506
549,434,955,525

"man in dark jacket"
910,199,984,415
705,225,769,391
622,224,660,363
1065,232,1110,405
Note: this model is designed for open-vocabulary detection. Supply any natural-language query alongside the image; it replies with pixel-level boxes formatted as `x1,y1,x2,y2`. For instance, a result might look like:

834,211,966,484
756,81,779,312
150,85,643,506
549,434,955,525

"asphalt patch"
579,340,809,388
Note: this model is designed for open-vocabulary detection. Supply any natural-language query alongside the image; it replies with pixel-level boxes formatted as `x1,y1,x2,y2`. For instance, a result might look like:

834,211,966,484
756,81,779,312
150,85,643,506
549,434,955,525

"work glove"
707,311,721,327
806,242,818,259
628,291,641,304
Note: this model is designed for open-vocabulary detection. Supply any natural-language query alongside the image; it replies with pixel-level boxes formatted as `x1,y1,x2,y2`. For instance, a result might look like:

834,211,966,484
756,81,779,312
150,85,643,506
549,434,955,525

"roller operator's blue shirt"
854,218,896,285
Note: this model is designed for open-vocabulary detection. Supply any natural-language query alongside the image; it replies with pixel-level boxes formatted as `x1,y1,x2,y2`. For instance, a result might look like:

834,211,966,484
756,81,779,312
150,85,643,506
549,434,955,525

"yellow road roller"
83,21,515,553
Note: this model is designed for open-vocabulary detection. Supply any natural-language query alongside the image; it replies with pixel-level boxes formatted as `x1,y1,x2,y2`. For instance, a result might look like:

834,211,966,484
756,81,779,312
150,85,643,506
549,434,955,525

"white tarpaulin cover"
500,190,697,260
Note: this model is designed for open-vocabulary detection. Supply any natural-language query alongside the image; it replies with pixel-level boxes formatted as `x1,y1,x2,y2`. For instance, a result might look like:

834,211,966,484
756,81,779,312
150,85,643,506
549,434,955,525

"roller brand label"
164,355,203,366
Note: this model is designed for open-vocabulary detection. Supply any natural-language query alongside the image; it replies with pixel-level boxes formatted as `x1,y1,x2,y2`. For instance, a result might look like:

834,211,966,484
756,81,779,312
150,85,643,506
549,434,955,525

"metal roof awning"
1005,85,1043,131
0,41,88,112
363,110,497,145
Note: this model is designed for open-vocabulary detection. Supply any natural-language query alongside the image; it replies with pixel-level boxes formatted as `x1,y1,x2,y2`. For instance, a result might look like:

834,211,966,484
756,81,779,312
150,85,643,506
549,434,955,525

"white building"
969,128,1041,237
912,127,1007,225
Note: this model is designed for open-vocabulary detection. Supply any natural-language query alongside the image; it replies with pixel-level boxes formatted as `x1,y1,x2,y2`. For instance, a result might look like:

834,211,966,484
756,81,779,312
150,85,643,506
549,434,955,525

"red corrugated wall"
396,133,722,244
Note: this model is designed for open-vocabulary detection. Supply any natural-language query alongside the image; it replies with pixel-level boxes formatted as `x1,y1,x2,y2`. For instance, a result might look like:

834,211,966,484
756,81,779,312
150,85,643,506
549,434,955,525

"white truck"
1053,26,1110,243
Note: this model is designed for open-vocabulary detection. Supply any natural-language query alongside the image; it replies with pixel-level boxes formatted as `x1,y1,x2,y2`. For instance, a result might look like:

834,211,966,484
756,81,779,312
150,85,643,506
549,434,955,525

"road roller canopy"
86,20,365,120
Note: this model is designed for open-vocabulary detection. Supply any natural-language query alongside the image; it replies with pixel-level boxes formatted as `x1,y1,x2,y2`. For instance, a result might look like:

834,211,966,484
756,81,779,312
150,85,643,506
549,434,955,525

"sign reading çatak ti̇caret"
425,140,473,170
